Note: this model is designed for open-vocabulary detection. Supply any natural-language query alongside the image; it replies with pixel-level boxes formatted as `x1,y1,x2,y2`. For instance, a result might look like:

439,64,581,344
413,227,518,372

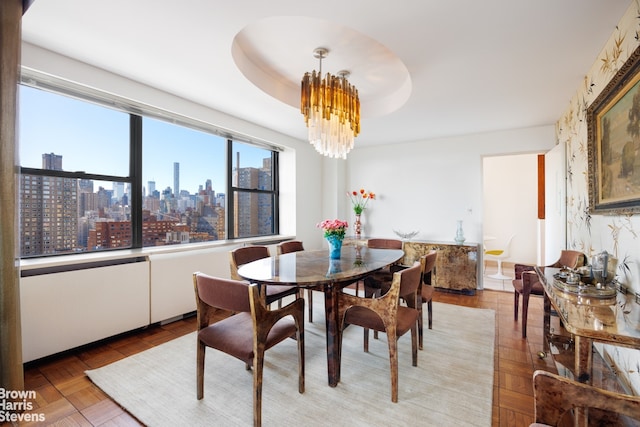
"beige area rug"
86,302,495,426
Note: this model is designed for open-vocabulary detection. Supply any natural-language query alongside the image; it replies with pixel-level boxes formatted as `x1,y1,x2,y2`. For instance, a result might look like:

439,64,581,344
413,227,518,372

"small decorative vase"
454,220,465,245
354,213,362,238
353,245,364,267
326,235,344,260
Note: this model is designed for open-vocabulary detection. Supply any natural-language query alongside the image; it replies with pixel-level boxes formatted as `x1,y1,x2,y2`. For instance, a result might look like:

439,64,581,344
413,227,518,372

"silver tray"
552,274,616,299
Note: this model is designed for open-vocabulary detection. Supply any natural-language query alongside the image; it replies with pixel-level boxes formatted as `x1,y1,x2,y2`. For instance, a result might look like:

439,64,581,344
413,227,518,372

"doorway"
482,153,542,290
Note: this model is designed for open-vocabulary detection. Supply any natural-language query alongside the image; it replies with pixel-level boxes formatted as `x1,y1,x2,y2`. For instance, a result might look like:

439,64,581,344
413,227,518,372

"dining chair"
532,370,640,426
362,238,404,295
361,238,404,348
367,250,437,351
230,245,300,308
484,234,515,280
337,261,421,403
512,250,586,338
277,240,317,322
417,250,437,350
193,272,305,427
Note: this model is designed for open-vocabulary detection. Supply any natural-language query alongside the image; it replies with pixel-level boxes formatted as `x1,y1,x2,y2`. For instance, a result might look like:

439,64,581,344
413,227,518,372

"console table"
344,237,480,293
403,241,480,294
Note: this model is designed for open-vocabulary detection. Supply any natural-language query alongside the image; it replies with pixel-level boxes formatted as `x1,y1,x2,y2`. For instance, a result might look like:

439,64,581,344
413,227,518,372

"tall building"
113,182,125,202
20,153,78,256
42,152,62,171
148,180,156,195
233,160,272,238
173,162,179,197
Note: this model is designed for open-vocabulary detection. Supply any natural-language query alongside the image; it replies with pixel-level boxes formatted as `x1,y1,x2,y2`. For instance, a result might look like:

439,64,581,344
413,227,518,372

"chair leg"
514,292,519,321
387,331,399,403
427,300,433,329
364,328,370,352
253,350,265,427
197,341,205,400
522,292,530,339
411,325,418,367
296,326,305,394
418,305,424,350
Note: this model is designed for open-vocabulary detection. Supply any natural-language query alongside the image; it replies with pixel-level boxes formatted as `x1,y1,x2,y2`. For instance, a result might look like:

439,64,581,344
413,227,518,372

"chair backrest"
193,272,252,329
277,240,304,255
532,370,640,426
397,261,422,302
513,263,535,280
552,250,586,269
484,234,515,257
501,234,515,256
419,250,437,286
229,246,270,280
368,238,402,249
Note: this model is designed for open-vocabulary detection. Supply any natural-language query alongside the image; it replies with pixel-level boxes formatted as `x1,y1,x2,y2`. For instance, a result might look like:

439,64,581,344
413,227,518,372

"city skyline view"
18,83,278,257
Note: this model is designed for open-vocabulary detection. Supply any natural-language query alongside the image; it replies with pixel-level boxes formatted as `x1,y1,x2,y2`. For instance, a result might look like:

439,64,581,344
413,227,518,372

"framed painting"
587,44,640,215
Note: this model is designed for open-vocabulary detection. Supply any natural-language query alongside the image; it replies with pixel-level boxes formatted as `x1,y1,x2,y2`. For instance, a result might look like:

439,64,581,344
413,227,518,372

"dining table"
237,245,405,387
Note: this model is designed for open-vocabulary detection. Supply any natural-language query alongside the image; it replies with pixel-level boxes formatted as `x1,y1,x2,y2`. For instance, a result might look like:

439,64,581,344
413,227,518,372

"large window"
19,79,280,258
229,141,278,238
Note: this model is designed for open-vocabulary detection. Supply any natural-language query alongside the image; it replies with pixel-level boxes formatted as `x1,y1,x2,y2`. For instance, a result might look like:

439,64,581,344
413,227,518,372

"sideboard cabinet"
402,241,480,294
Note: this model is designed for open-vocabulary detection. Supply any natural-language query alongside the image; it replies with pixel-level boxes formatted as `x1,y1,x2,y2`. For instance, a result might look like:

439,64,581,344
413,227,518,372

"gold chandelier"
301,48,360,159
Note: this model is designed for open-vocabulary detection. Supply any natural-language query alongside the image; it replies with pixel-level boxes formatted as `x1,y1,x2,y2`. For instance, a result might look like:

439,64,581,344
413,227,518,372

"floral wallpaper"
557,1,640,393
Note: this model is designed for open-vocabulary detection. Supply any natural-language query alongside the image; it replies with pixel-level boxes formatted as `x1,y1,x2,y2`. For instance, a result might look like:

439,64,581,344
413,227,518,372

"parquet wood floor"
13,279,623,427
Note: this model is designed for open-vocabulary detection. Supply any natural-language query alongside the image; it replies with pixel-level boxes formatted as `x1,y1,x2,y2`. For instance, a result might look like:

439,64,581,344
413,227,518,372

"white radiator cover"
148,247,231,323
20,261,150,362
19,244,258,362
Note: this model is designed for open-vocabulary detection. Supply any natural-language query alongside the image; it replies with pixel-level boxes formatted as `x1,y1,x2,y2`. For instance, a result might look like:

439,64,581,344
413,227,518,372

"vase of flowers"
317,219,348,259
348,189,375,238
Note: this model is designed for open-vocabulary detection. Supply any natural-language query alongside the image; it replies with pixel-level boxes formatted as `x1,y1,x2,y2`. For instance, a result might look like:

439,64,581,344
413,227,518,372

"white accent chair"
484,234,515,280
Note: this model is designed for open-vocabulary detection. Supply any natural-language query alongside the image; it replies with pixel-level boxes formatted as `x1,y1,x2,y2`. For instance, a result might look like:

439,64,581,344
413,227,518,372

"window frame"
18,71,282,258
226,139,280,239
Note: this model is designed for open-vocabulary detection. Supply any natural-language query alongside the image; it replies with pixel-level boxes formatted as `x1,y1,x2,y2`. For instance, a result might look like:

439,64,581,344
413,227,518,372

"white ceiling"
21,0,632,148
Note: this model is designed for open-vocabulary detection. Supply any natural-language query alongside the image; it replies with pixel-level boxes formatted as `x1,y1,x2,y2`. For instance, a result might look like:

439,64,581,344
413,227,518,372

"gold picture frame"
587,44,640,215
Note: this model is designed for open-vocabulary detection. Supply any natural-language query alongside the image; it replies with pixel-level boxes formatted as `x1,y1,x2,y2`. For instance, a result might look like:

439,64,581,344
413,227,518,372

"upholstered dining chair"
363,238,404,297
337,261,421,403
532,370,640,426
193,272,305,427
362,238,404,348
277,240,316,322
512,250,586,338
230,245,300,308
417,250,437,350
370,250,437,351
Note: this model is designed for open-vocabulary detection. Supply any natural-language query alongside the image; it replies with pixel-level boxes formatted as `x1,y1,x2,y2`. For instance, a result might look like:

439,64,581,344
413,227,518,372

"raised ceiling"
21,0,632,148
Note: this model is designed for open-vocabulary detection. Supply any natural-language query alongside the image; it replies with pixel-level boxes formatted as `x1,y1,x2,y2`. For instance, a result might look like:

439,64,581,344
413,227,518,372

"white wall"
345,126,555,249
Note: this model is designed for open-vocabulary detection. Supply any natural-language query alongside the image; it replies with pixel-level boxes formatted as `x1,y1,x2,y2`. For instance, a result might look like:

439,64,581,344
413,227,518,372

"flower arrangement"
316,219,348,239
348,188,375,214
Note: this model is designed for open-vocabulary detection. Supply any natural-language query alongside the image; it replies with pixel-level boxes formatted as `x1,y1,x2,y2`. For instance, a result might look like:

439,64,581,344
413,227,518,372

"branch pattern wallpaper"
557,1,640,393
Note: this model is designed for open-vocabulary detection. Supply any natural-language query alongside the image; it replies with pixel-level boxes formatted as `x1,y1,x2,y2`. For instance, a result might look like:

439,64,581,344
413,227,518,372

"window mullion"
130,115,143,248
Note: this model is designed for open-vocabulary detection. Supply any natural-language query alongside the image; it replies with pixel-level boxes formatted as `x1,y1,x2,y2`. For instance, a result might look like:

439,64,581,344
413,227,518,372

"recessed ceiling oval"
232,16,411,118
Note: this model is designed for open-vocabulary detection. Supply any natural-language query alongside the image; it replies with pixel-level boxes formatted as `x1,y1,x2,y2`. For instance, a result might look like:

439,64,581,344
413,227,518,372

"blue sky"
19,85,270,195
